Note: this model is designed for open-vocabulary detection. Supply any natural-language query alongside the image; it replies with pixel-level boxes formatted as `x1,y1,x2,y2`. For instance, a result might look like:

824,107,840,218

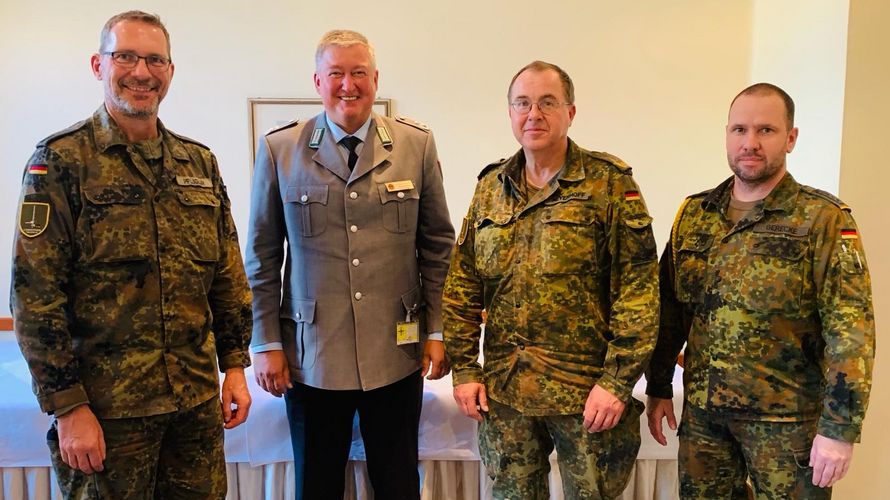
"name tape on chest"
752,222,810,237
385,180,415,192
175,176,213,188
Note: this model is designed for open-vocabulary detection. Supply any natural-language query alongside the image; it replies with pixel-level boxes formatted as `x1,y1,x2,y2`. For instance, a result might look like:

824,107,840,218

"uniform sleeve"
11,147,88,414
598,173,659,402
645,237,690,398
813,209,875,442
208,153,253,371
443,189,485,385
244,135,287,349
416,132,455,334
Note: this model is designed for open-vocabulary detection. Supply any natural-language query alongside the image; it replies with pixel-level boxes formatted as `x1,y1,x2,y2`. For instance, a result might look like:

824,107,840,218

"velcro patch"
753,222,810,237
19,202,50,238
175,176,212,188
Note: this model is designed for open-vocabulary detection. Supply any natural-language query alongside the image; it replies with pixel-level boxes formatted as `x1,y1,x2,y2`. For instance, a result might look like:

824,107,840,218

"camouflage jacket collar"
495,138,585,199
90,105,190,161
702,172,801,216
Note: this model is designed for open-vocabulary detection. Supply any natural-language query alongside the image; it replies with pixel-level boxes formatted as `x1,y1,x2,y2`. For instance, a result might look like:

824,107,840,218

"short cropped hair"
99,10,171,57
730,82,795,128
508,61,575,104
315,30,376,70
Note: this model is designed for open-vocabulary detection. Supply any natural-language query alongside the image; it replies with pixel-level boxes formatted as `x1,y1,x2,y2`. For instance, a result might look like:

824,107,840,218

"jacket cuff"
219,350,251,372
596,372,634,403
452,368,484,386
817,418,861,443
39,385,89,415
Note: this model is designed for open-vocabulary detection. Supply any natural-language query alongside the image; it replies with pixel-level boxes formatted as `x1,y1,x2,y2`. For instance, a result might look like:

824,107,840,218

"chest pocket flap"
84,184,147,205
285,185,329,205
176,189,220,207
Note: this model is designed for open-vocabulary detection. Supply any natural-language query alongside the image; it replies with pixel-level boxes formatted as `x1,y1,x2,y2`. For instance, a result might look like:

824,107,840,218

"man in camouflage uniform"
443,61,659,499
10,11,253,499
646,83,875,498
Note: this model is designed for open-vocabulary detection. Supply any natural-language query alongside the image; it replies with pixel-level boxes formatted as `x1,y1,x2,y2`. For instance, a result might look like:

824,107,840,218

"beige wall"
0,0,752,314
835,0,890,496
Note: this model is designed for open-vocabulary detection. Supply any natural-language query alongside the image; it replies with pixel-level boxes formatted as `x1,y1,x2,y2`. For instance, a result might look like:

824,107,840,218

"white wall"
0,0,752,315
750,0,850,192
835,0,890,496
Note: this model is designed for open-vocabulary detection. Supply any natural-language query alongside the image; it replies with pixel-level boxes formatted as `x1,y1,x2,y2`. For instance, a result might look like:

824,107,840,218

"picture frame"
247,97,393,168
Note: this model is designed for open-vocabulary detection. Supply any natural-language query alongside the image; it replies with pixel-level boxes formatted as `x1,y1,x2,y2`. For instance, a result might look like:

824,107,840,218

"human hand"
252,350,291,397
421,340,449,380
645,396,677,446
453,382,489,422
221,367,252,429
810,434,853,488
57,404,105,474
583,384,626,433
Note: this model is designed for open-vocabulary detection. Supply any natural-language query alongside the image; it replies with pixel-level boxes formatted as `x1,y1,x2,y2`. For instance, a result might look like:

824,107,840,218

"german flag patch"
841,228,858,240
28,164,48,175
624,190,641,201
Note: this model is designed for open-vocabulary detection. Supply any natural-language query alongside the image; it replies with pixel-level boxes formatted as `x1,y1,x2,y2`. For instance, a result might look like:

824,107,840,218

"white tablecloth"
0,331,682,499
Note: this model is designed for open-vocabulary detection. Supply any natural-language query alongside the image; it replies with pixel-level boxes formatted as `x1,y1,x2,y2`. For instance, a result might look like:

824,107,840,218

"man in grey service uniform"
245,29,454,499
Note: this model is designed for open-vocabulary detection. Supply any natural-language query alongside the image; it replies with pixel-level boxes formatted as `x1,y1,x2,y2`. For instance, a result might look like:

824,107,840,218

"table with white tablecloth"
0,331,682,500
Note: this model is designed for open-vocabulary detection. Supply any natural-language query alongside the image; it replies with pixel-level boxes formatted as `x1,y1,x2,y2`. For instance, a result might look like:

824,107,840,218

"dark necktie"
340,136,361,170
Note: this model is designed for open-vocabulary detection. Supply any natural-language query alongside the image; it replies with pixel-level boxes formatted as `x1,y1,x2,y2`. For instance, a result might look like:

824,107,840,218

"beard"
727,153,785,187
107,78,161,120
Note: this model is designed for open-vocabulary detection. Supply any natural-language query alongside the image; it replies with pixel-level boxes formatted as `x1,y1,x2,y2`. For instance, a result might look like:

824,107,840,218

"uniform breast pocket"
174,188,221,262
82,184,151,262
540,204,598,275
285,185,329,237
735,236,807,313
377,184,419,234
675,233,713,304
474,213,514,278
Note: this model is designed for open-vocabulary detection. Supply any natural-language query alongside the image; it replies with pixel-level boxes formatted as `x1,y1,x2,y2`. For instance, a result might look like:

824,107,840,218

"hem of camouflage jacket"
691,402,822,423
88,392,220,420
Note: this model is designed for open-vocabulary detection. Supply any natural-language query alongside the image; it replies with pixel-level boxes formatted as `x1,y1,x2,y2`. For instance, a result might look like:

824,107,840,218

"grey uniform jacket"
245,112,454,391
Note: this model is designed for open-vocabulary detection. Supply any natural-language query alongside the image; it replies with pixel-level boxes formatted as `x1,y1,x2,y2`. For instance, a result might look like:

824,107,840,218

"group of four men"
12,10,874,500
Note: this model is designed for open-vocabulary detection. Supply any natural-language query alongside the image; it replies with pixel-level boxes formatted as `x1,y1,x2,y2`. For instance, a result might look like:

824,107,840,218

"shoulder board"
36,118,90,147
478,157,508,180
586,151,632,173
395,115,430,132
685,188,713,200
165,129,210,150
266,118,301,136
800,185,851,211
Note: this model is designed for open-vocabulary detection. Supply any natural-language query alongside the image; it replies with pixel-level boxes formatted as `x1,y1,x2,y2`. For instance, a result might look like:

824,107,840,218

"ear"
313,72,322,94
786,126,799,153
90,53,103,80
567,104,577,124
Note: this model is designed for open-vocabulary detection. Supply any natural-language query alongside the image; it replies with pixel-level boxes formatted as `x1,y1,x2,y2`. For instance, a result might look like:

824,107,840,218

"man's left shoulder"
581,149,633,174
392,115,432,134
799,185,852,213
166,129,212,151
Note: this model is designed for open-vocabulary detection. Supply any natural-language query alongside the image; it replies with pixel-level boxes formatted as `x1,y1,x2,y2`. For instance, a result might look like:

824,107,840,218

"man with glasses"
443,60,659,498
11,10,252,499
245,30,453,499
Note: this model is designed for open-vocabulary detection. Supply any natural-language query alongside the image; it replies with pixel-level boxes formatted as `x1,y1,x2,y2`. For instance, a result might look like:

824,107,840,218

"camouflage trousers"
479,398,642,500
47,396,226,500
679,404,831,499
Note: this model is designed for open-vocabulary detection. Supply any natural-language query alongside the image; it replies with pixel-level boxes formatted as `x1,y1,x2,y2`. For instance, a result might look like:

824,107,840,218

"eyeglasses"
102,51,171,69
510,98,571,114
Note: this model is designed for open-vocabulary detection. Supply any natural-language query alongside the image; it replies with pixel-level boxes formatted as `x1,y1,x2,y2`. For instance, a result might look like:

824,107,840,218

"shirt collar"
325,113,373,144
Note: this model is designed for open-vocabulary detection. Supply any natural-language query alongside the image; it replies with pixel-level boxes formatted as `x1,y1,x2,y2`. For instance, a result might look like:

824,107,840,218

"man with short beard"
646,83,875,498
11,10,252,499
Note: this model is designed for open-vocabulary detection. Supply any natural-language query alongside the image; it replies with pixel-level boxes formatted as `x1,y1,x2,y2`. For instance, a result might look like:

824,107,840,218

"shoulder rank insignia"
309,127,325,148
395,116,430,132
458,216,470,246
19,202,50,238
376,126,393,146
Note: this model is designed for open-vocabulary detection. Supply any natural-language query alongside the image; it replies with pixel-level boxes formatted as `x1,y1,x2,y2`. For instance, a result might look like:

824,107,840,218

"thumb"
478,386,489,412
420,352,431,377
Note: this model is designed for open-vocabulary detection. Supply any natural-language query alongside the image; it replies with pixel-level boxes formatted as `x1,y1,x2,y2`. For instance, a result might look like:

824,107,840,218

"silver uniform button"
352,258,360,266
350,225,358,233
300,194,308,203
354,292,363,300
349,192,358,199
295,312,302,319
397,192,405,199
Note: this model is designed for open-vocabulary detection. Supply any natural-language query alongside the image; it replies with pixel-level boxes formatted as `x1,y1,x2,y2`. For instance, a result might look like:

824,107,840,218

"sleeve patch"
19,202,51,238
